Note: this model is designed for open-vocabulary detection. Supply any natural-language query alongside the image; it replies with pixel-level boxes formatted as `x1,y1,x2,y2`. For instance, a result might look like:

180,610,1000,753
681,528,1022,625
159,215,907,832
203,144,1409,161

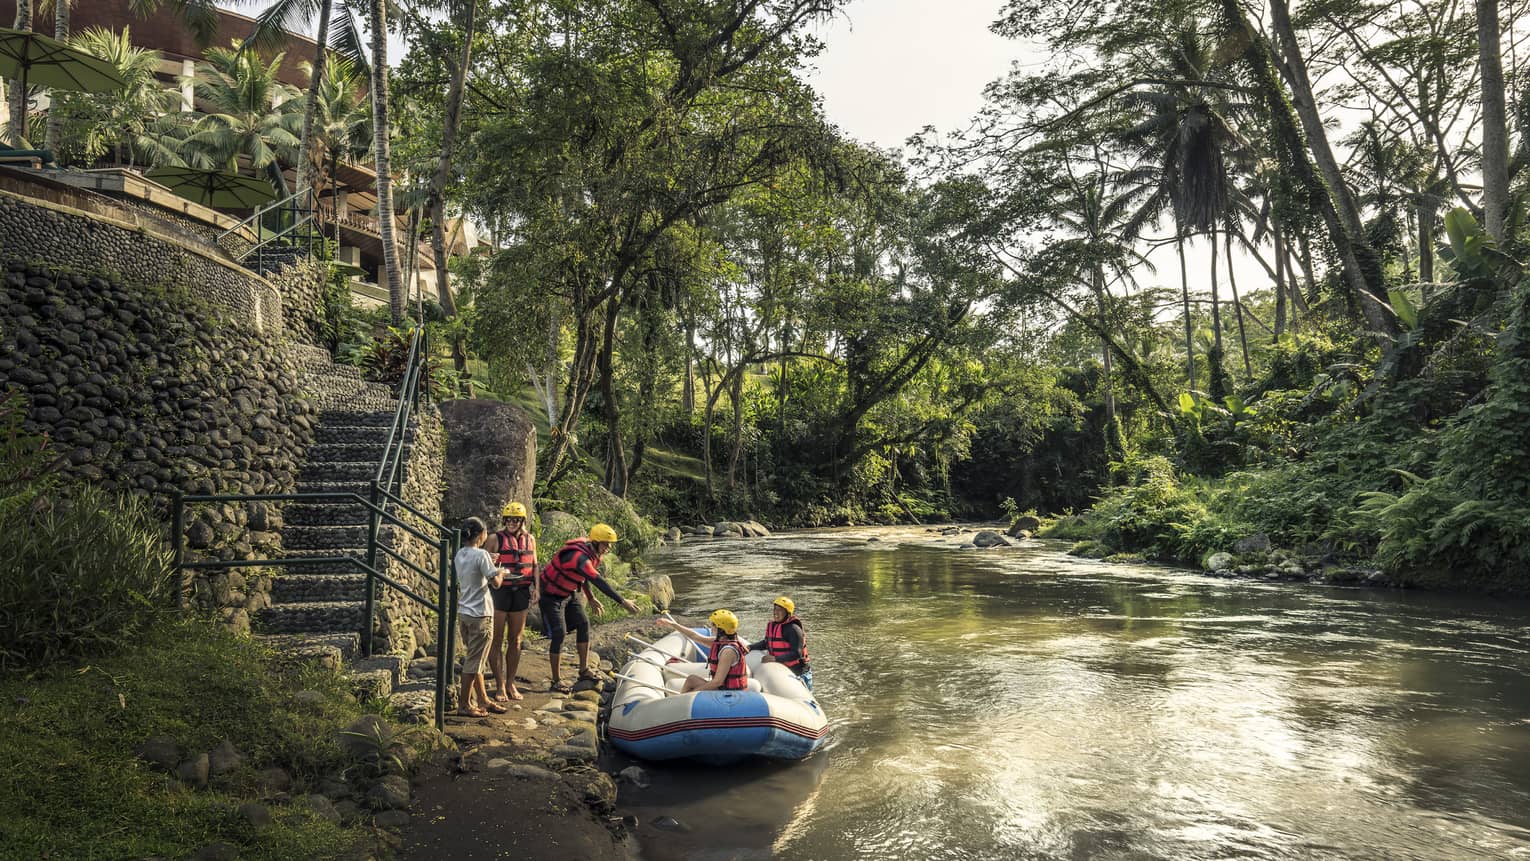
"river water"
613,526,1530,861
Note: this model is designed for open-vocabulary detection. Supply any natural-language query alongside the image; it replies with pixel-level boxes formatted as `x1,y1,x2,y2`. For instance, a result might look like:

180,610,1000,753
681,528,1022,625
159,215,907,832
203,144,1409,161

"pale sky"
805,0,1279,316
803,0,1019,152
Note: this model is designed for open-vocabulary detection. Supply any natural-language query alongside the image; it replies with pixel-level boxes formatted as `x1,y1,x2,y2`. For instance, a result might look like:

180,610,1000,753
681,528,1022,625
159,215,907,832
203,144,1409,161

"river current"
612,526,1530,861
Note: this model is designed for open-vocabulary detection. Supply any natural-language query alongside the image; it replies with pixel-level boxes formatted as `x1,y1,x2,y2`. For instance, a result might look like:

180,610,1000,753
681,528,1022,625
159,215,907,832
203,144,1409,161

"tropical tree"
306,56,370,233
150,45,303,190
242,0,367,198
7,0,32,145
42,0,70,153
361,0,405,320
50,28,180,167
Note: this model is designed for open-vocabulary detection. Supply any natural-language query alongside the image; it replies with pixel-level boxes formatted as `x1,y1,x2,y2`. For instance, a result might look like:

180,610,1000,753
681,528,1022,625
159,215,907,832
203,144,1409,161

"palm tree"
50,28,180,166
166,45,303,191
8,0,32,146
42,0,70,153
363,0,405,321
307,55,370,235
1118,18,1246,395
243,0,367,198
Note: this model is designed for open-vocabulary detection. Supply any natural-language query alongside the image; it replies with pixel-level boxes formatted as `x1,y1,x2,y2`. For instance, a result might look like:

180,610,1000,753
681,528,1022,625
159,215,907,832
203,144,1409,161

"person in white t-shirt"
453,517,509,717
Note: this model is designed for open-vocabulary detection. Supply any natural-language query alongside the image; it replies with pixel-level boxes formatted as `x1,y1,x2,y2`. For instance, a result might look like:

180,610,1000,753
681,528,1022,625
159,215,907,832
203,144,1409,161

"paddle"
625,633,691,662
612,671,675,696
630,652,688,677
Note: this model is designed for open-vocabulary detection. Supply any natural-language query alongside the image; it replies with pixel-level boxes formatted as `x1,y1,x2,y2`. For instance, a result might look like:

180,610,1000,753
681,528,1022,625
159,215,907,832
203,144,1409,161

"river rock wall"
0,189,283,333
377,405,449,657
0,259,318,623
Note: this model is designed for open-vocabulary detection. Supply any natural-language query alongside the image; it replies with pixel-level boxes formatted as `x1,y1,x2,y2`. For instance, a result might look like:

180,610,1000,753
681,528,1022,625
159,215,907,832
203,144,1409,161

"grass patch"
0,619,378,861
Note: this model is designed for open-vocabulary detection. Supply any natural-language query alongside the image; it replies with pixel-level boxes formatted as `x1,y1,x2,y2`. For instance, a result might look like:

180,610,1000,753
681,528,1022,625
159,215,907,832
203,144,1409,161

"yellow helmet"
500,502,527,519
589,523,619,543
708,609,740,635
772,596,795,615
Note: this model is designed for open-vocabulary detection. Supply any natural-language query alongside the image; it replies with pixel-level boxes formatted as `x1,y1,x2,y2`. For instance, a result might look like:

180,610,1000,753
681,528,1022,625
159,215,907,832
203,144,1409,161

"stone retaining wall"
0,189,283,333
377,406,448,656
0,260,319,622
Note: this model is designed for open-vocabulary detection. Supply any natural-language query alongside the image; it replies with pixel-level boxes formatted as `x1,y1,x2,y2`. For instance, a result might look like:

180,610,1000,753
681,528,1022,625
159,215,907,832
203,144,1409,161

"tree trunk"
1477,0,1510,241
8,0,31,145
1094,264,1115,431
296,0,332,198
1208,228,1227,399
369,0,405,322
1226,229,1253,376
427,0,477,320
1273,226,1288,338
542,298,598,487
45,0,66,154
726,367,744,492
681,304,696,414
599,295,627,497
1177,235,1198,391
1239,0,1396,338
1418,199,1436,293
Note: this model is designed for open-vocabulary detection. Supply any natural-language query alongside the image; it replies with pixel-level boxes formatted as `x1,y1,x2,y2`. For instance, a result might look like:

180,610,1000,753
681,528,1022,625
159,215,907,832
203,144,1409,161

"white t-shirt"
454,545,497,618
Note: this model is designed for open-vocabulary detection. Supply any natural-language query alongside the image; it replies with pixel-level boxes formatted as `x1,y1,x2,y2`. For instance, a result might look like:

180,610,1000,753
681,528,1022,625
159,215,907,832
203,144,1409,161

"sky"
802,0,1019,153
804,0,1276,313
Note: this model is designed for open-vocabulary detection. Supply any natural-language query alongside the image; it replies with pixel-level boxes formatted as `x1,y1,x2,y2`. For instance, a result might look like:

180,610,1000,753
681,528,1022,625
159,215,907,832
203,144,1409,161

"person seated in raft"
657,610,750,693
748,595,812,691
538,523,640,694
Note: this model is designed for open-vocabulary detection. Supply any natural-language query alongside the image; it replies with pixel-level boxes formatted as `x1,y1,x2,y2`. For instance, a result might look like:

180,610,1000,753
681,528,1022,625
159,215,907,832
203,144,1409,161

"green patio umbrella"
0,27,126,141
146,166,280,210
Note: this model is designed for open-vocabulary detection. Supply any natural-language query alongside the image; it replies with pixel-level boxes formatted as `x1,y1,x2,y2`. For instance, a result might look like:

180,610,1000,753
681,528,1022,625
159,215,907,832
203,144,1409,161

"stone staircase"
256,344,436,709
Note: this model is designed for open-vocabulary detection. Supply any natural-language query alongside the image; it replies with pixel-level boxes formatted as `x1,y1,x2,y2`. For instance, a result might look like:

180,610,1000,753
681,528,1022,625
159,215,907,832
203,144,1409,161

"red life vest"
494,529,536,584
765,615,808,669
707,638,749,691
540,539,601,599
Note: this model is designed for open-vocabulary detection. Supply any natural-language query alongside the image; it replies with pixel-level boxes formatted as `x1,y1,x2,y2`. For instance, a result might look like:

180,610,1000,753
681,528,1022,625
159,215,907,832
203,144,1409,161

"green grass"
0,620,378,861
641,446,707,484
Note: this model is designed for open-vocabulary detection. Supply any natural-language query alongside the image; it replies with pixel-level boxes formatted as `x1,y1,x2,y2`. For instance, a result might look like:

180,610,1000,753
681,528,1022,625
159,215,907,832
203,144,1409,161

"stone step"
320,409,400,428
294,479,375,497
306,441,412,463
270,572,369,603
283,523,393,550
254,600,366,635
314,424,396,445
296,460,383,483
283,500,372,526
272,546,368,574
257,631,361,669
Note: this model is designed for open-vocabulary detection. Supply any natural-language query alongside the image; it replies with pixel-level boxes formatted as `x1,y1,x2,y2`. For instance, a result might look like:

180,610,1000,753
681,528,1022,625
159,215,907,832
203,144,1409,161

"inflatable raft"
606,629,828,764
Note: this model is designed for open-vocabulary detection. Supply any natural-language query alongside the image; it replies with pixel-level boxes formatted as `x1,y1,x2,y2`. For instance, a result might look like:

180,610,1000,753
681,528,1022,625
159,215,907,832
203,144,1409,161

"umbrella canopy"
0,27,127,140
146,166,280,210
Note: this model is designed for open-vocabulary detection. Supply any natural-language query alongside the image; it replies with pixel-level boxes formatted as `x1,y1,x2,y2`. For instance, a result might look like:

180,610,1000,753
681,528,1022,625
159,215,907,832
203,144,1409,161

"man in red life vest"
537,523,638,694
487,502,536,702
749,595,812,690
657,610,750,693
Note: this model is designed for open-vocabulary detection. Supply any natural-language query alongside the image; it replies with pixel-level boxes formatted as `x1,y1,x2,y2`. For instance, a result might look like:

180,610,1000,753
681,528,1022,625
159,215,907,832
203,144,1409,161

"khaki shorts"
458,615,493,676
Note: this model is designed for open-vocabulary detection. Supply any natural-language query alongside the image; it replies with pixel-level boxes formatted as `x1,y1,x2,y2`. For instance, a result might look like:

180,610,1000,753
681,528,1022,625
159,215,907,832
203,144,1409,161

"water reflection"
622,527,1530,860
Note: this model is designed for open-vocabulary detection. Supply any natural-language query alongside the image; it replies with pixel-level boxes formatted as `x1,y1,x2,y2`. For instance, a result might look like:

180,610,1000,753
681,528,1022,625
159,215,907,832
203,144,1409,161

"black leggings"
539,593,589,655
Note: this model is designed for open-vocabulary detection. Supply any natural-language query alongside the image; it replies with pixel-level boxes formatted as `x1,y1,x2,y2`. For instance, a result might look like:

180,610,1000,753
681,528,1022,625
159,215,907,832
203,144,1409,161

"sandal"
551,680,573,694
456,708,488,718
578,668,600,681
492,690,512,704
506,686,524,701
486,702,509,714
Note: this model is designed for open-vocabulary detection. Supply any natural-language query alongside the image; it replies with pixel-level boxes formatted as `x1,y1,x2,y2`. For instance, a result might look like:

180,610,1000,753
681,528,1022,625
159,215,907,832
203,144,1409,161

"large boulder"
1204,551,1236,572
1232,533,1272,555
439,399,537,525
1007,516,1041,537
634,574,675,610
972,531,1011,548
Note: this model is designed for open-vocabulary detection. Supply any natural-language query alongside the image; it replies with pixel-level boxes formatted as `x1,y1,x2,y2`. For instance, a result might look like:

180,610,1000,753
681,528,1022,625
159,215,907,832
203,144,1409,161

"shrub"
0,485,173,671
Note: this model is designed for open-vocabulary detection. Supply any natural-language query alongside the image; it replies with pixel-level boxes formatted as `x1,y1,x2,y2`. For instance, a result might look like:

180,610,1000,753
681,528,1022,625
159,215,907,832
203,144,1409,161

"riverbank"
398,616,666,860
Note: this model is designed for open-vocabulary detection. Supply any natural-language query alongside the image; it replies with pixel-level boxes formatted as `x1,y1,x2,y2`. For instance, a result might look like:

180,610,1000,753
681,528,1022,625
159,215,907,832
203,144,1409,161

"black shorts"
491,584,532,613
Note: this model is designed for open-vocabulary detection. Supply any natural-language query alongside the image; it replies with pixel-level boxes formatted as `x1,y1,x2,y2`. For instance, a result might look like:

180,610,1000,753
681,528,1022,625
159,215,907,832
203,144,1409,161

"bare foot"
506,686,524,701
456,707,488,718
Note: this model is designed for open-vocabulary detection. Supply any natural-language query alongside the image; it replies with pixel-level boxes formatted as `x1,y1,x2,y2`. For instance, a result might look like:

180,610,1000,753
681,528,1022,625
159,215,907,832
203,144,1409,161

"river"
611,526,1530,861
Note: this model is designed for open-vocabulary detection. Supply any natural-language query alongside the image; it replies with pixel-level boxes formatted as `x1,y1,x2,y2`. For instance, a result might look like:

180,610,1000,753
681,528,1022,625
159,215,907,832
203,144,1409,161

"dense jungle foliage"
121,0,1526,590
